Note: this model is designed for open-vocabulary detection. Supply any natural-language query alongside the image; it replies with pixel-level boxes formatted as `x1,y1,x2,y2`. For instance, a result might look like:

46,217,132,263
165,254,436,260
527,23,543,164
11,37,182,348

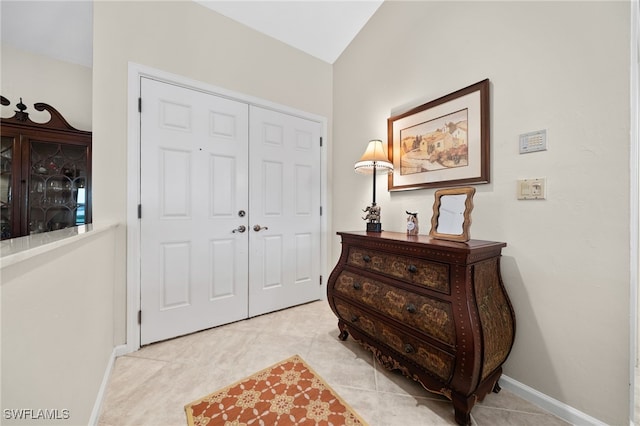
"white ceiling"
0,0,383,67
1,1,94,68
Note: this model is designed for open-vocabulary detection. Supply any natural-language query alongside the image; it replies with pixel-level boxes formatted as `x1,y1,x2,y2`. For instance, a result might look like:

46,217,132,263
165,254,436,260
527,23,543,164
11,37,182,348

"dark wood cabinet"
327,231,516,425
0,97,91,240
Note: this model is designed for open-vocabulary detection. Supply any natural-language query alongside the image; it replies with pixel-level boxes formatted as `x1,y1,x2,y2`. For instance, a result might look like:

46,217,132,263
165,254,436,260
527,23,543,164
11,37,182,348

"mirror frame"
429,186,476,242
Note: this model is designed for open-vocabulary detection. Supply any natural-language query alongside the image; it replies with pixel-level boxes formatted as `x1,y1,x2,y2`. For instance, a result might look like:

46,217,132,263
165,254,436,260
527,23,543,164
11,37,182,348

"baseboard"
115,343,135,357
88,344,127,426
500,374,608,426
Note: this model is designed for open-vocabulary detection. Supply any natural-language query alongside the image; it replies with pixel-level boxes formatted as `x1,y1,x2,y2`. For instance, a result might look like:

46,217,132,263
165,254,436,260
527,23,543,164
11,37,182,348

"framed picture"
387,79,490,191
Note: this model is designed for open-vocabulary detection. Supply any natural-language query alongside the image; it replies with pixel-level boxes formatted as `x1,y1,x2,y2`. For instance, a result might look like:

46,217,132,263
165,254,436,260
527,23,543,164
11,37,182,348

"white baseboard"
115,343,135,357
88,344,127,426
500,374,608,426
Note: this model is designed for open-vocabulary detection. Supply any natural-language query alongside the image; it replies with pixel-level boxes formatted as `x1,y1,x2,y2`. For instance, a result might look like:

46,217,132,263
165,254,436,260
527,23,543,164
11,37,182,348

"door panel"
263,235,283,289
248,106,322,316
140,78,249,345
210,238,236,297
160,241,191,308
160,149,191,217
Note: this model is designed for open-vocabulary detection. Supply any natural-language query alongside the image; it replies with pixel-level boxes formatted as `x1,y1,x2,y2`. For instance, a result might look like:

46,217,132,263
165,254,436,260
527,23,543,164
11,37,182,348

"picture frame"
429,186,475,242
387,79,490,191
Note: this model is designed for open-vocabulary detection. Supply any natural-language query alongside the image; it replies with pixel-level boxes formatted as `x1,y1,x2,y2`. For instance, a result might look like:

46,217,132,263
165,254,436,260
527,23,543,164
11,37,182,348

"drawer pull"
353,282,362,290
351,315,359,323
407,264,418,273
404,344,415,354
406,304,417,314
363,255,371,263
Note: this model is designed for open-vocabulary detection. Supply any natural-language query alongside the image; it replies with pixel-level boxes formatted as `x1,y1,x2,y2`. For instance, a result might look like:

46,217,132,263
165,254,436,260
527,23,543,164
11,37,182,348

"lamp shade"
354,139,393,175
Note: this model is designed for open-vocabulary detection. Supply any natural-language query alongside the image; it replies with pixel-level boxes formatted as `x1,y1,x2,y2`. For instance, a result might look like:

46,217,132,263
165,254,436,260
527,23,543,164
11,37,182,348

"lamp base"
366,223,382,232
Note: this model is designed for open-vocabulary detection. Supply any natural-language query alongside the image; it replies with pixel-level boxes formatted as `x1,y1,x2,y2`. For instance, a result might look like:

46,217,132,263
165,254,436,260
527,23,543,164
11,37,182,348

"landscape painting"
399,109,468,175
388,79,490,191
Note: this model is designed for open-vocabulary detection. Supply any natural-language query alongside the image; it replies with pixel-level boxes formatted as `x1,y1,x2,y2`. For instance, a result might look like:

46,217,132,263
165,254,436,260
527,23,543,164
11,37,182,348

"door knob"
232,225,246,233
253,224,268,232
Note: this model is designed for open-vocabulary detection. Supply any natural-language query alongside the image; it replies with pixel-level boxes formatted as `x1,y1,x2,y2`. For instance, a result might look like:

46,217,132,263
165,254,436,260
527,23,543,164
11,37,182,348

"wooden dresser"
327,231,515,425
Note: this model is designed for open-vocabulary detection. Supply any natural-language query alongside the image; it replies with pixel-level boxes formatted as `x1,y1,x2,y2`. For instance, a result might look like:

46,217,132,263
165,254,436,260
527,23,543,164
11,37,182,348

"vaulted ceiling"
1,1,383,67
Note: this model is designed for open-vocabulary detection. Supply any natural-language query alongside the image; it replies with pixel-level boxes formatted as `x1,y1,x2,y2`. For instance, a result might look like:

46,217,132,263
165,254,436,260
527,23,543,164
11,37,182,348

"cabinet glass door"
1,136,13,239
29,141,88,234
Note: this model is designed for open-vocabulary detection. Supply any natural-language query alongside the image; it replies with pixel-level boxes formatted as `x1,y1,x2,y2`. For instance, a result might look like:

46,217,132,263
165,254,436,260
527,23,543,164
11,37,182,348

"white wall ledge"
0,222,118,269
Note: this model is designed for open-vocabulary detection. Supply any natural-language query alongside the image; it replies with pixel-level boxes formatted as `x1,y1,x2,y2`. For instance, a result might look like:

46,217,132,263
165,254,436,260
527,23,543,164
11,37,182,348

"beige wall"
0,46,109,425
1,227,117,425
92,0,333,345
333,1,630,424
0,44,92,130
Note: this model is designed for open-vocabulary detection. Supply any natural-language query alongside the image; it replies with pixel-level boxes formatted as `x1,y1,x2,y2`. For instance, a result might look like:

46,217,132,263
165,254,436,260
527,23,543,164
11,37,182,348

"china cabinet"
0,96,91,240
327,231,516,425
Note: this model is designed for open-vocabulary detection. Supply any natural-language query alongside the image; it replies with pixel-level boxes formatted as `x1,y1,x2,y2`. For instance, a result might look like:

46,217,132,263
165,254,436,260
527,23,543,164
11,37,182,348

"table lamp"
354,139,393,232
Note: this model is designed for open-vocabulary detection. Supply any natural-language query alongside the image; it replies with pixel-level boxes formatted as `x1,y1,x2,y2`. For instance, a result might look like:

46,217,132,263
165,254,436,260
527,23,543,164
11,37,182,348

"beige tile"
98,356,168,423
335,386,458,426
373,361,449,400
98,301,567,426
476,388,556,415
230,332,316,376
328,386,379,425
126,333,196,364
304,331,378,391
472,406,571,426
102,361,240,426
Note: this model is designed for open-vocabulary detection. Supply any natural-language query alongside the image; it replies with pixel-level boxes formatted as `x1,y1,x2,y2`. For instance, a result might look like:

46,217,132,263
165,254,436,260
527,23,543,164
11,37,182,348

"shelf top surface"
338,231,506,251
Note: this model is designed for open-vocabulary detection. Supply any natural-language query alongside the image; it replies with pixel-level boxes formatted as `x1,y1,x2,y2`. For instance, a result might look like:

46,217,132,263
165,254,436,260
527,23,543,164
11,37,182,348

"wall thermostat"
519,129,547,154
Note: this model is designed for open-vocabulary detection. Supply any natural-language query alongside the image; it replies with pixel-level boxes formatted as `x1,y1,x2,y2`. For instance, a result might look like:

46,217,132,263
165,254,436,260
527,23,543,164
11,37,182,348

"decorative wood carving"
327,231,516,425
1,96,85,134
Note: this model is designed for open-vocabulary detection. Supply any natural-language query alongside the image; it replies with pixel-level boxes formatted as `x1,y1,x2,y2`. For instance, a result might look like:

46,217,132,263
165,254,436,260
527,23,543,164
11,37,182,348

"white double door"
140,78,321,345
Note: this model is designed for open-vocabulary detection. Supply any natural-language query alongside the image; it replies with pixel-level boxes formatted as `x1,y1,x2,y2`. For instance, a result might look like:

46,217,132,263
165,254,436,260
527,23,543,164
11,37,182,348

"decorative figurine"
362,204,382,232
406,210,419,235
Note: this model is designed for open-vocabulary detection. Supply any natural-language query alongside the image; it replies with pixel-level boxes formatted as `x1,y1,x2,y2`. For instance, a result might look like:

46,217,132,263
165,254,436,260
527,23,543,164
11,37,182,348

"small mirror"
429,187,475,242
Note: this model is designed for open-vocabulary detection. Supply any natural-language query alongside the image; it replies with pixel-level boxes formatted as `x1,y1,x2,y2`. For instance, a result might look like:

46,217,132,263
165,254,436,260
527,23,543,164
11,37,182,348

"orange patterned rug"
185,355,368,426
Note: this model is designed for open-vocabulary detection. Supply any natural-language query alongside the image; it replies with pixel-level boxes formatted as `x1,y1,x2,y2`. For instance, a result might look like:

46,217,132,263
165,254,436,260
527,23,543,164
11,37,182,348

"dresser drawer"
347,247,449,293
334,271,455,346
335,300,455,382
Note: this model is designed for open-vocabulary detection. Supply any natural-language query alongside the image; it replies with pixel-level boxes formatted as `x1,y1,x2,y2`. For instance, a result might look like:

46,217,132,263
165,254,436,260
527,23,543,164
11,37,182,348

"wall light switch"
519,129,547,154
517,178,546,200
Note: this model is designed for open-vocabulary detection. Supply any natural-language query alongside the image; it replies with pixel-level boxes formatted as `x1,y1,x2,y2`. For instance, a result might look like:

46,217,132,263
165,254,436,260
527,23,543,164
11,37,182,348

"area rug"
185,354,368,426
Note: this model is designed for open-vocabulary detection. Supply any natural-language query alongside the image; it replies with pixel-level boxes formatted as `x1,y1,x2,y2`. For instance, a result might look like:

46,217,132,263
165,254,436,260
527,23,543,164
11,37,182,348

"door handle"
232,225,246,233
253,224,268,232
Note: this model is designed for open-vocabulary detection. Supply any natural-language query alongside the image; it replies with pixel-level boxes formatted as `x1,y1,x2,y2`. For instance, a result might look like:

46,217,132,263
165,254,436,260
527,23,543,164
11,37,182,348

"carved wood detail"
327,231,516,426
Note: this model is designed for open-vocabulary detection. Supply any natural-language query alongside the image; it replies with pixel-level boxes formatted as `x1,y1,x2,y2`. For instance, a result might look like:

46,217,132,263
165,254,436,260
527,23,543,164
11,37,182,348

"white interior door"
248,106,322,316
140,78,249,345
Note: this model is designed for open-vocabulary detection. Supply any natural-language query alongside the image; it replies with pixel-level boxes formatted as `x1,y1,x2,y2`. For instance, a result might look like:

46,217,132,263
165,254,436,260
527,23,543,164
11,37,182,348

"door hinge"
320,137,323,147
319,275,323,286
320,206,323,216
138,97,142,113
138,204,142,219
138,310,142,325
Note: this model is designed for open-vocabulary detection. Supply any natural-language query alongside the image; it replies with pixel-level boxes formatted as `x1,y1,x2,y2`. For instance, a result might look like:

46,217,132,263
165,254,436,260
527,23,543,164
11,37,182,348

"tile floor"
98,300,570,426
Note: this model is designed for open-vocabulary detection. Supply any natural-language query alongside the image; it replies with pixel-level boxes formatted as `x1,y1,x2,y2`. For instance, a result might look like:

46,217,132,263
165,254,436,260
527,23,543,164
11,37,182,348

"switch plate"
519,129,547,154
517,178,546,200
